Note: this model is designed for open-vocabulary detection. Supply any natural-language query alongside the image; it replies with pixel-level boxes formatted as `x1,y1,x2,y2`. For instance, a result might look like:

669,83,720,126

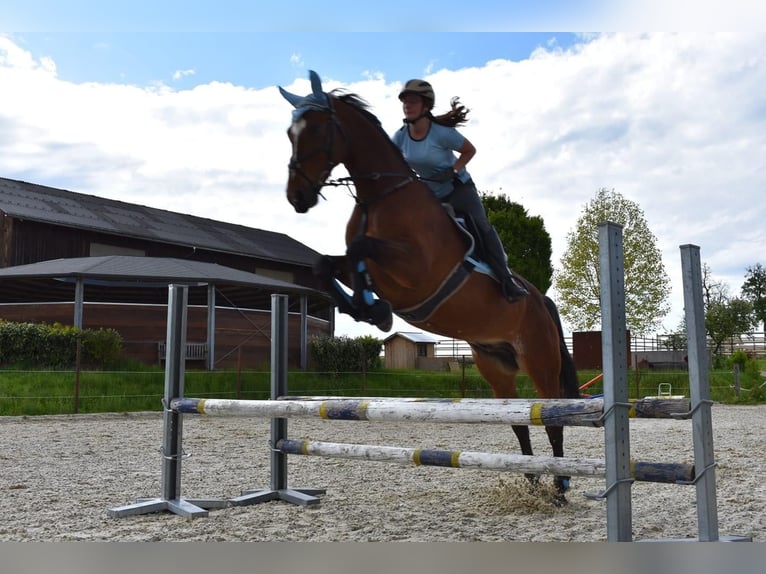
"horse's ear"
278,86,303,109
309,70,323,98
278,70,329,111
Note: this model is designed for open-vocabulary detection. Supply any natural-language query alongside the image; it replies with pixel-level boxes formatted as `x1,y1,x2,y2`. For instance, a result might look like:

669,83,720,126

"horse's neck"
337,105,409,182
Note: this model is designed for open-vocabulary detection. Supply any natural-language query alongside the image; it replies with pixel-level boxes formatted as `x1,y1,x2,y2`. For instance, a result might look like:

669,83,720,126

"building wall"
384,338,414,369
0,302,327,369
572,330,632,370
383,337,436,369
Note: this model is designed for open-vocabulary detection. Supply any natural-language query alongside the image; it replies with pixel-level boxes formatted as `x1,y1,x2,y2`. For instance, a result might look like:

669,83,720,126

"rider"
391,79,529,302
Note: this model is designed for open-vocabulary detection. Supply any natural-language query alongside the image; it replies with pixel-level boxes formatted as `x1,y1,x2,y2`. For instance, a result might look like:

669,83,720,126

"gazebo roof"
0,255,330,312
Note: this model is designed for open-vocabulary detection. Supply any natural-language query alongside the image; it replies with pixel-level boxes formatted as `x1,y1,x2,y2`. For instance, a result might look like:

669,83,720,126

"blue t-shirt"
391,122,471,199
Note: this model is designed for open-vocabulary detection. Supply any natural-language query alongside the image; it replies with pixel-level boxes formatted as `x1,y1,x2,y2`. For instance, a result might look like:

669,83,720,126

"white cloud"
172,68,195,81
1,33,765,340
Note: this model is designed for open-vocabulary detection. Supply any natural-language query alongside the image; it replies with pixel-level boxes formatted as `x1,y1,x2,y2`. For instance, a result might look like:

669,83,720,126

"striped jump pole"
278,395,692,420
171,396,690,427
276,439,695,484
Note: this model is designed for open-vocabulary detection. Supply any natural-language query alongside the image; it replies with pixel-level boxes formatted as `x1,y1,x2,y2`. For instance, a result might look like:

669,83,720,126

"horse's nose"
293,201,309,214
289,193,309,213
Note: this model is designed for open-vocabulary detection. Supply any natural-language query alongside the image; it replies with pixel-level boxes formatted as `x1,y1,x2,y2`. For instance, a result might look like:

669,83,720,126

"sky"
1,2,765,340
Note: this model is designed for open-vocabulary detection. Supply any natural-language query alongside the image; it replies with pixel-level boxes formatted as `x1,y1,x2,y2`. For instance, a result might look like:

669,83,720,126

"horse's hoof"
552,493,568,507
369,300,393,331
524,473,541,487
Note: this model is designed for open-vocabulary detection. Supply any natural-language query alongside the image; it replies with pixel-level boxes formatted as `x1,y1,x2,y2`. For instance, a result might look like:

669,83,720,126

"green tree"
553,188,671,335
741,263,766,332
661,317,687,351
706,298,754,356
481,192,553,293
702,264,755,356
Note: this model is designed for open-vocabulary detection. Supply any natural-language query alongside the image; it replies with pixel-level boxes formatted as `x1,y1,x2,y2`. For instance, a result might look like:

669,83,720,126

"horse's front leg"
314,251,392,331
314,253,355,316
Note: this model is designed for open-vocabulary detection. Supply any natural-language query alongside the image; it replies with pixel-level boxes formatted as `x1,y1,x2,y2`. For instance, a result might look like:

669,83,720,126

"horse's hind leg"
545,425,569,504
522,352,571,504
470,347,540,485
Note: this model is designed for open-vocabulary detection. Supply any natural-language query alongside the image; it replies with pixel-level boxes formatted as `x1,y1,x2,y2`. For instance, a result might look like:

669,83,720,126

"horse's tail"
542,295,580,399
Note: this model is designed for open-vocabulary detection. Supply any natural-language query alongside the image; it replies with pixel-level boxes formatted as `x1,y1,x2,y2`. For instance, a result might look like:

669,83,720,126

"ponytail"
432,97,469,128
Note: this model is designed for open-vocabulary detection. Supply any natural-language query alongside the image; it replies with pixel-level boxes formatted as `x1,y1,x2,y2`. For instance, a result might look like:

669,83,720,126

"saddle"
394,205,492,323
352,204,494,328
440,204,493,277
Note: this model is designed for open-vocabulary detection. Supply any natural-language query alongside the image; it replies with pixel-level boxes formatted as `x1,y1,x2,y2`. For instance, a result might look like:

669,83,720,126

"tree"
705,298,754,356
661,317,687,351
702,262,728,307
481,192,554,293
741,263,766,333
553,188,671,335
702,264,755,356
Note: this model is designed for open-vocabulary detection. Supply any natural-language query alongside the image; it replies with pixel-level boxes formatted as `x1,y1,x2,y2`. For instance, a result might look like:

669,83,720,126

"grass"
0,360,763,416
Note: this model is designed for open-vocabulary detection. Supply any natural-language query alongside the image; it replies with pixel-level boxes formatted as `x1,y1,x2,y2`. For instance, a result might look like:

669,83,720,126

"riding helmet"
398,79,435,107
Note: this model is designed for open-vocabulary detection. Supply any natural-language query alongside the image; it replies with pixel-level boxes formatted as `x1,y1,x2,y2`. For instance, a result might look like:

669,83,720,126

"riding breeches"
444,179,510,272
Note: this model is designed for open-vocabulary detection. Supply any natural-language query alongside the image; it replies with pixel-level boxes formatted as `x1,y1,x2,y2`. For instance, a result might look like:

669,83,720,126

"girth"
393,258,476,323
388,204,483,324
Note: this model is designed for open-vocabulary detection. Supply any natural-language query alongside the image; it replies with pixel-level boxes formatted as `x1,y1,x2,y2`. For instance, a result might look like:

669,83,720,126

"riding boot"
495,264,529,302
482,229,529,302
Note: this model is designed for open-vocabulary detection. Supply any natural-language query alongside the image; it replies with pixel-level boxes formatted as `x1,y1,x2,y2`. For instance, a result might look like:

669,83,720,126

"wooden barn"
0,177,335,369
383,331,442,370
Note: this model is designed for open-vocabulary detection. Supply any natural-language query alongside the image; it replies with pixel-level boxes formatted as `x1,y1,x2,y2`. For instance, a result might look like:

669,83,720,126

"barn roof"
0,177,318,267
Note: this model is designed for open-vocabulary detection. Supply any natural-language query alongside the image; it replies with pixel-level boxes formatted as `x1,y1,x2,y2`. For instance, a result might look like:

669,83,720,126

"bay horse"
279,71,580,503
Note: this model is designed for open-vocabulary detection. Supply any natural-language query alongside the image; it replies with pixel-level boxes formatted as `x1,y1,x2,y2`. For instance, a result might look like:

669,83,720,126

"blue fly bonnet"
279,70,331,121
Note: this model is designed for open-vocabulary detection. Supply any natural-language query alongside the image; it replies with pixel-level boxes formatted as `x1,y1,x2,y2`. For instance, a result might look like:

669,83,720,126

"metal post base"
638,535,753,542
108,497,228,519
230,488,325,507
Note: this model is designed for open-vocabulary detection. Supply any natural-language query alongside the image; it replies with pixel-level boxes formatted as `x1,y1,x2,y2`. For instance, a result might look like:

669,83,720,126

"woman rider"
391,79,529,302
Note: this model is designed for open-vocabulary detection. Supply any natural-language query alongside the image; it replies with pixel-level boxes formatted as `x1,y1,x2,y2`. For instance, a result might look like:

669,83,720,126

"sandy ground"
0,403,762,542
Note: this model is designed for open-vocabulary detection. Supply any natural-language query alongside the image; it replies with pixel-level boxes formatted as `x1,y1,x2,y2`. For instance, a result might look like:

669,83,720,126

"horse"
279,71,581,503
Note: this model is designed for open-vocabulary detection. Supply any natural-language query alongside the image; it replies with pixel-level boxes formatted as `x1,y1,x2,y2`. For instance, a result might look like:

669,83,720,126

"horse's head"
279,70,343,213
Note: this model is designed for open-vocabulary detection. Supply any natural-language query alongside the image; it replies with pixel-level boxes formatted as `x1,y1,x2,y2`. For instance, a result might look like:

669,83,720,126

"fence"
424,332,766,361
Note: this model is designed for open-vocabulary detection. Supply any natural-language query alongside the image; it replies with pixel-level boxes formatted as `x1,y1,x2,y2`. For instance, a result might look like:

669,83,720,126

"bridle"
288,98,416,208
287,102,345,203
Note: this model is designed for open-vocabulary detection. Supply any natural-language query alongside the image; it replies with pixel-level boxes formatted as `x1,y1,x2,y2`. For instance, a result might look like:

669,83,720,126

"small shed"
383,331,441,370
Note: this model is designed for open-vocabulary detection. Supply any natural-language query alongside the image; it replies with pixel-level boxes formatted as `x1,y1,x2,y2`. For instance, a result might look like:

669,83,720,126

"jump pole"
275,438,694,483
677,245,749,542
172,396,690,425
229,294,325,507
592,222,633,541
108,284,227,518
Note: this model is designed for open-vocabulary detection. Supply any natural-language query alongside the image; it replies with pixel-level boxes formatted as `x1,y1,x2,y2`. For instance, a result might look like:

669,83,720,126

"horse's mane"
329,89,410,165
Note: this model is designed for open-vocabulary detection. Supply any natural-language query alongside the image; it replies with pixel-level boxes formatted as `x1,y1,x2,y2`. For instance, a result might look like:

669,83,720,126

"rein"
323,173,415,206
